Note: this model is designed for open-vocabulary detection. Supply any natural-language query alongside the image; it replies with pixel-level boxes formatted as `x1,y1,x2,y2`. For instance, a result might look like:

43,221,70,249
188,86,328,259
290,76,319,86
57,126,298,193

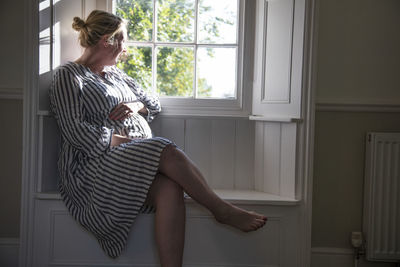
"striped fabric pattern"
49,62,173,258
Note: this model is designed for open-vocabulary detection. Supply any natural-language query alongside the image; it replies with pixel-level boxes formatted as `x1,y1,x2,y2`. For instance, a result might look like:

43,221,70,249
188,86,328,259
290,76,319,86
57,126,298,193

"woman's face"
104,30,127,65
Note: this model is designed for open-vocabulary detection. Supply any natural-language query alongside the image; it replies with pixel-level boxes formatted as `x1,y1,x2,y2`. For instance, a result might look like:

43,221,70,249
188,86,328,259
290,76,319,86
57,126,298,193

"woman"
50,10,267,266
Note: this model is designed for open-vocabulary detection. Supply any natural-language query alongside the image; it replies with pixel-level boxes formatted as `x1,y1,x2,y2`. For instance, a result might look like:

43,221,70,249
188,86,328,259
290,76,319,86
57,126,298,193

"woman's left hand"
109,101,145,120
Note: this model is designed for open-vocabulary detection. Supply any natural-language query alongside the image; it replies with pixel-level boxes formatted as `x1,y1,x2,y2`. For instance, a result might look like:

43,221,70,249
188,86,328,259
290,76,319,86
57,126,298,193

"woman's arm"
50,67,113,158
114,67,161,122
108,101,146,120
110,134,132,147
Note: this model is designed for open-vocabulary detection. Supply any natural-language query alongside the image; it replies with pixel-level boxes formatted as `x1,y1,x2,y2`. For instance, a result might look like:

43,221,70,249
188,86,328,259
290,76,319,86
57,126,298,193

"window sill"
35,190,299,206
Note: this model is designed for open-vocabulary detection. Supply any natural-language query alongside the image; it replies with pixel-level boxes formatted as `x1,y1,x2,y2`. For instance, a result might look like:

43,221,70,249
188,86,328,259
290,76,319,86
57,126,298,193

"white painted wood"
263,122,281,195
149,117,162,137
159,117,185,149
234,119,255,190
254,121,265,191
280,123,297,198
211,190,298,205
36,115,44,192
137,0,249,118
53,0,82,66
84,0,98,18
252,0,305,119
32,112,258,194
311,247,353,267
0,238,19,267
31,198,300,266
253,121,298,198
249,115,302,123
38,0,53,110
298,0,319,263
211,120,236,189
185,119,213,184
39,0,84,111
264,0,293,103
20,0,40,265
40,116,61,192
35,189,298,205
37,115,61,192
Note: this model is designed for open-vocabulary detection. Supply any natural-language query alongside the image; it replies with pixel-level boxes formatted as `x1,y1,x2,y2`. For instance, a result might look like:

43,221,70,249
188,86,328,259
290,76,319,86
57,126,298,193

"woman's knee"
159,145,186,172
150,174,184,204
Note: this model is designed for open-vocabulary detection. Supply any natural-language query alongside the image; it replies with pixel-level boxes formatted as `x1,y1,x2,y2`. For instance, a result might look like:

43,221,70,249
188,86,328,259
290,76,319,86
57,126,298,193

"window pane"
156,46,194,97
116,0,153,41
197,47,236,98
117,46,153,91
198,0,237,44
156,0,195,42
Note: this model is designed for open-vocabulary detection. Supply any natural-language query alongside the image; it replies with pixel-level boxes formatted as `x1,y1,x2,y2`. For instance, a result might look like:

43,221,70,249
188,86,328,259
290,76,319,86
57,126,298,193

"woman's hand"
109,101,146,120
110,134,132,147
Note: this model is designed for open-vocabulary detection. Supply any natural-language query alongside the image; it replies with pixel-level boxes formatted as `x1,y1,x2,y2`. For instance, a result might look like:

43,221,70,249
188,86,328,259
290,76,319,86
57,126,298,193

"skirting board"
0,238,19,267
311,247,397,267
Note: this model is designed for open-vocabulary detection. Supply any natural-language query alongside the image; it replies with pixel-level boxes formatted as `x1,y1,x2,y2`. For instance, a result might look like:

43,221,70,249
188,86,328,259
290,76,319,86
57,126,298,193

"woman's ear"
102,35,111,47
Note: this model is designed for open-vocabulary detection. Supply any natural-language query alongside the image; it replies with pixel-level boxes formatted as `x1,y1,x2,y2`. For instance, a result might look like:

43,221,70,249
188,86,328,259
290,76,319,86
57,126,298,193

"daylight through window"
114,0,239,99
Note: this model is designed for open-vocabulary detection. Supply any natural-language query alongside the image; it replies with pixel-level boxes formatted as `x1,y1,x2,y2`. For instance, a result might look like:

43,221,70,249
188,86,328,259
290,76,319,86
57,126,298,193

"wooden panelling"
280,123,296,198
211,120,236,189
33,199,295,266
263,0,294,103
159,117,185,149
235,119,255,190
263,123,281,195
38,116,61,192
185,119,213,184
252,0,304,119
254,121,297,197
254,122,265,191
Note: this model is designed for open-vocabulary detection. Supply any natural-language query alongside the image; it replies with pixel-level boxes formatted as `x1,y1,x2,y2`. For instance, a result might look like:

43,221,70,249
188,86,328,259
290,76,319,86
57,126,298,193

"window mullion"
152,0,157,95
50,0,54,71
193,0,199,99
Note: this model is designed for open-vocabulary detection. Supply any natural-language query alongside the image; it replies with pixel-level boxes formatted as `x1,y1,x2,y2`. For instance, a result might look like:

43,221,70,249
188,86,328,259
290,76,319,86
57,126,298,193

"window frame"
110,0,249,117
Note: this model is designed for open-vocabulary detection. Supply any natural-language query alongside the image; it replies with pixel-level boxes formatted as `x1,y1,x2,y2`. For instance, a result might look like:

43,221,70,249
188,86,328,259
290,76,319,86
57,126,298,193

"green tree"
116,0,233,98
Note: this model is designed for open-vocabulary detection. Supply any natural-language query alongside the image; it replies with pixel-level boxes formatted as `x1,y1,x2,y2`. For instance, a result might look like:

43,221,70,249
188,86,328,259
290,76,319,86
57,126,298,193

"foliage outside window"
115,0,238,99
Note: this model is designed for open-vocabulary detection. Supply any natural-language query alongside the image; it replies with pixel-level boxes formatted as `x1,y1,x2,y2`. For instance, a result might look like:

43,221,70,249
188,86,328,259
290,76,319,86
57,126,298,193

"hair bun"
72,17,86,31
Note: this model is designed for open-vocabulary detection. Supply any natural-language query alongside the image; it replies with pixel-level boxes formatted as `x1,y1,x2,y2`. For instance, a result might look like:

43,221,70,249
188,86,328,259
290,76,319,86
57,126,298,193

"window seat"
35,189,299,206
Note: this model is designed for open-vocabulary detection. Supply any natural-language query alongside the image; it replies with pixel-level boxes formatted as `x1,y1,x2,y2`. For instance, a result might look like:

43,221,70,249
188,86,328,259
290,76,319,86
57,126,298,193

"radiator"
363,132,400,262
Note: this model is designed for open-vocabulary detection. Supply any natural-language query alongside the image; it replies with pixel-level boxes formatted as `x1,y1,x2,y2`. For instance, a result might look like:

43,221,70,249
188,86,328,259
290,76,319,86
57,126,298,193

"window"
113,0,246,115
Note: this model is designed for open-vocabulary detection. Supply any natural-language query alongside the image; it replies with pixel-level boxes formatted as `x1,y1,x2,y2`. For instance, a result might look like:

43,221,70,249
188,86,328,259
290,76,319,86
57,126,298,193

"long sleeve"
50,67,113,158
115,67,161,122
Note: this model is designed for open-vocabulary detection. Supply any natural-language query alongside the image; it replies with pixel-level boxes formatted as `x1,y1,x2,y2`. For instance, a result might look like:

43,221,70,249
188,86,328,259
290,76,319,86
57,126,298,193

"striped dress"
49,61,173,258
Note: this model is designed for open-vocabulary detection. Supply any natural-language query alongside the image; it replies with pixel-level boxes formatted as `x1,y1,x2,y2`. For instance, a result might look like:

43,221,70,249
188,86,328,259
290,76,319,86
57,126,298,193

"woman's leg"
158,145,267,232
146,173,185,267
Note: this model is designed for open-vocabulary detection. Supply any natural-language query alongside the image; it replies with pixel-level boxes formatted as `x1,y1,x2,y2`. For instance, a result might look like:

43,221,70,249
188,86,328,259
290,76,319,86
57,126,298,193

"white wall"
312,0,400,266
0,0,24,265
0,0,24,239
316,0,400,103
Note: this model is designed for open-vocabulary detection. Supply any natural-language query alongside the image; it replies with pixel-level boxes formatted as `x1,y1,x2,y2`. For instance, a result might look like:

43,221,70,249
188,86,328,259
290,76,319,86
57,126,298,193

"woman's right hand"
109,101,145,120
110,134,132,147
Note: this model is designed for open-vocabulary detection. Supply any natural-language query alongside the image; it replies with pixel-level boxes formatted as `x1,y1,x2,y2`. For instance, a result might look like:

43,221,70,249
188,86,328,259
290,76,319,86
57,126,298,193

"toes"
250,211,267,221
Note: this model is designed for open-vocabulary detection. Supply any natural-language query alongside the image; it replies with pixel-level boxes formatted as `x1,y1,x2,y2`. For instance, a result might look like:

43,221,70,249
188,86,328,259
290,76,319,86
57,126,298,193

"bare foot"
214,203,267,232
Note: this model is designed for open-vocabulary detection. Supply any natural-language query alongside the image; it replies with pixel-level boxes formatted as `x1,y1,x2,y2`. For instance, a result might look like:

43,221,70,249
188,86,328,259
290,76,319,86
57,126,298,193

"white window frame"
109,0,249,117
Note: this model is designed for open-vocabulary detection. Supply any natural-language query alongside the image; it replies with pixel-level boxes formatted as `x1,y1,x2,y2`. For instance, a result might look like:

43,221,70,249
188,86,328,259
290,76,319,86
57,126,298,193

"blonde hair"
72,10,126,48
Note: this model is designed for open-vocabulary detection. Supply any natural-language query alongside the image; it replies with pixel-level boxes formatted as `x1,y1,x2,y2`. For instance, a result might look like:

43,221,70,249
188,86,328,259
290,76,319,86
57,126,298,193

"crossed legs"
146,144,267,267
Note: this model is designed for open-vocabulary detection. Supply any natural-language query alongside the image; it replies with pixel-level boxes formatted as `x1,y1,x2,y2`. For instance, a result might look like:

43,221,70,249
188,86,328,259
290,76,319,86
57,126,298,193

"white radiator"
363,132,400,262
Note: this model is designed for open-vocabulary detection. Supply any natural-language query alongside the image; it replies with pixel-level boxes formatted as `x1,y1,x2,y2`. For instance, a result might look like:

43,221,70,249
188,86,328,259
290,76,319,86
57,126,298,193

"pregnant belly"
122,114,153,139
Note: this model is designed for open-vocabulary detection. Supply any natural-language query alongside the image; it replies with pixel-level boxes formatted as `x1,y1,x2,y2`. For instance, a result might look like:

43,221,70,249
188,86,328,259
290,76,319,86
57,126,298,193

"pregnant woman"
50,9,267,266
